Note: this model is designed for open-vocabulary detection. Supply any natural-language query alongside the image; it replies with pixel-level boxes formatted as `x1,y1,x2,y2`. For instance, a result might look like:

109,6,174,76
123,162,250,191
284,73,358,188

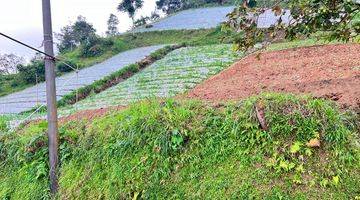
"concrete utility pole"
42,0,59,194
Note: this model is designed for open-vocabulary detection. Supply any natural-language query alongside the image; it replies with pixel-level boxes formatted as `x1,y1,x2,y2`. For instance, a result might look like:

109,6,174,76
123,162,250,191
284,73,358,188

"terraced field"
0,45,164,114
60,44,240,114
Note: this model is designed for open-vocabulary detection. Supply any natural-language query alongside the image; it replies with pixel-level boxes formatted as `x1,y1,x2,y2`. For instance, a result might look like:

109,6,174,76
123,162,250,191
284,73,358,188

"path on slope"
0,45,164,114
188,44,360,108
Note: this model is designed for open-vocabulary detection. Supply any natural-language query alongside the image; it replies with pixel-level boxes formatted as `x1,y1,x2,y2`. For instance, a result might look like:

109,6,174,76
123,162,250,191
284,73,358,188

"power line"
0,32,78,71
0,32,55,59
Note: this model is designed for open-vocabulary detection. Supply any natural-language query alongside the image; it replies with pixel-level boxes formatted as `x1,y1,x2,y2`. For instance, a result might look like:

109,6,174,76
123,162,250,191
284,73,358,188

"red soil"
59,106,125,124
188,44,360,109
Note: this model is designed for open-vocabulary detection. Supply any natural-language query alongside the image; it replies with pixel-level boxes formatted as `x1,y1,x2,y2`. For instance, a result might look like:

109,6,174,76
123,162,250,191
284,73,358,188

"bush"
16,60,45,85
79,36,104,58
56,59,78,73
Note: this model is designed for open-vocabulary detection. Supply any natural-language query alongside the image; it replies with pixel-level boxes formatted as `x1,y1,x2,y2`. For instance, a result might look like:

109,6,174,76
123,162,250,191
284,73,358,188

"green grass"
0,116,9,133
60,28,227,70
0,74,32,97
0,93,359,199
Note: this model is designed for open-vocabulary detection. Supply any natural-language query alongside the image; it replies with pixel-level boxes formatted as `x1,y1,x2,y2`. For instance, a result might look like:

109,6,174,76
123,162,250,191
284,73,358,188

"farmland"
0,1,359,199
59,44,240,115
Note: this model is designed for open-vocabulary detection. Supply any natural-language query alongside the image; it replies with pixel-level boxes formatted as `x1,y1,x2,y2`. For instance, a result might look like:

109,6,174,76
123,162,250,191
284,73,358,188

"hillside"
0,28,224,99
58,44,239,116
189,44,360,109
0,3,359,199
0,93,359,199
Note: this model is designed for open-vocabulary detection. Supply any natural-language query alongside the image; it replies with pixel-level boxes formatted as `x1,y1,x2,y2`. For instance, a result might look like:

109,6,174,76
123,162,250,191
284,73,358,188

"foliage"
0,116,8,133
117,0,144,22
0,54,24,75
106,14,120,36
0,93,359,199
79,35,104,58
223,0,360,52
56,16,97,53
156,0,183,14
15,57,45,85
134,16,151,27
56,59,78,73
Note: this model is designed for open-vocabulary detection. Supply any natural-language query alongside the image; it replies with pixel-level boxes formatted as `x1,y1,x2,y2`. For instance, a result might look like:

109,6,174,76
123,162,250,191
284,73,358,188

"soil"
59,106,125,124
188,44,360,109
57,44,360,123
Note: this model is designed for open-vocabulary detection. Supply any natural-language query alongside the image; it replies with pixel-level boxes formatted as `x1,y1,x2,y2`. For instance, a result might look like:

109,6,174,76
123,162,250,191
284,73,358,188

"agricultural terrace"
59,44,240,115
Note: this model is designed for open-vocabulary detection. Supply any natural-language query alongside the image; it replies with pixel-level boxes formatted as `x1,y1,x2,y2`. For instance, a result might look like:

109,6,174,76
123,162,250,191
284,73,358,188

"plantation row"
59,44,240,115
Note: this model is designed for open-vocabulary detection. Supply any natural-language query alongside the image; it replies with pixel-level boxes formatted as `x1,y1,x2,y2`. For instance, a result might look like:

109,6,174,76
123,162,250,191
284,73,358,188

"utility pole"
42,0,59,194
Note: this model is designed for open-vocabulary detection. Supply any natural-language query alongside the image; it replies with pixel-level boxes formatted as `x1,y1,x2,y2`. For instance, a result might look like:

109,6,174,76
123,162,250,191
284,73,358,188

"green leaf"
290,142,302,154
332,176,340,186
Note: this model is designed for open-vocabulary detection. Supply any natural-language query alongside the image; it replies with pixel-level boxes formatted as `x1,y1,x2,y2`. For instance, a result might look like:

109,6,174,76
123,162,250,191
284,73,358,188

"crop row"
59,44,240,115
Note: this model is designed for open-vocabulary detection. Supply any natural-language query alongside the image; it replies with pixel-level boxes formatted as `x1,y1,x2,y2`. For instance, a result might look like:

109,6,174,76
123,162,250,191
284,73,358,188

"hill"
0,93,359,199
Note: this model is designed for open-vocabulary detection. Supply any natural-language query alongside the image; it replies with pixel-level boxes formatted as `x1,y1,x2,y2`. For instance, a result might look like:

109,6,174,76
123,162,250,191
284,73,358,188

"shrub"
16,60,45,84
56,59,78,73
79,36,104,58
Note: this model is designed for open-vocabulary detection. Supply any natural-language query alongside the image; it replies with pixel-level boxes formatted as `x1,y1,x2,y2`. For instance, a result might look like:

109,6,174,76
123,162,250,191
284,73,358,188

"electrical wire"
0,32,78,71
0,31,81,125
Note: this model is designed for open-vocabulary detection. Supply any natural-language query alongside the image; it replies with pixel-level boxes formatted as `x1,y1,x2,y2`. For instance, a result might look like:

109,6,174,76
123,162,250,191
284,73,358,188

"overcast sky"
0,0,158,59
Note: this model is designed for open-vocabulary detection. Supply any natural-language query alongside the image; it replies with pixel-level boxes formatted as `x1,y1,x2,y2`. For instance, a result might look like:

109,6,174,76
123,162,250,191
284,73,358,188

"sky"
0,0,158,59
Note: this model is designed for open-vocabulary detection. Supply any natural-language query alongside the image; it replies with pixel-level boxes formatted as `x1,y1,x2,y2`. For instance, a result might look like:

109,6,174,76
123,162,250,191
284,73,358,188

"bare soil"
188,44,360,109
59,106,125,124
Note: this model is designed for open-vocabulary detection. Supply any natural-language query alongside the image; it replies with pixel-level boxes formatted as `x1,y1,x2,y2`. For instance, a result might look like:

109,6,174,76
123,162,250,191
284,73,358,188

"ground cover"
0,93,359,199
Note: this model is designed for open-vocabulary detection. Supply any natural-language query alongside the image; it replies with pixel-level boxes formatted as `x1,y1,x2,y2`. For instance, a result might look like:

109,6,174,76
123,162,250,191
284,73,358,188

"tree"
150,11,160,21
56,25,76,53
0,54,24,75
16,54,45,84
106,14,120,36
117,0,144,26
56,16,97,53
72,16,97,44
134,16,151,27
222,0,360,52
156,0,183,14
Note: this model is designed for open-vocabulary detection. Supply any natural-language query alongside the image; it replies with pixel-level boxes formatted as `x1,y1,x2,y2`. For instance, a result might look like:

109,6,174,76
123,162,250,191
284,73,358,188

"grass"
0,116,9,133
0,93,359,199
0,74,33,97
59,28,227,70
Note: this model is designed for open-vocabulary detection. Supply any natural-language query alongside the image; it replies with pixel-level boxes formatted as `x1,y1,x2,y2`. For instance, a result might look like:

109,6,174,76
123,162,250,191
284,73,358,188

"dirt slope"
188,44,360,108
